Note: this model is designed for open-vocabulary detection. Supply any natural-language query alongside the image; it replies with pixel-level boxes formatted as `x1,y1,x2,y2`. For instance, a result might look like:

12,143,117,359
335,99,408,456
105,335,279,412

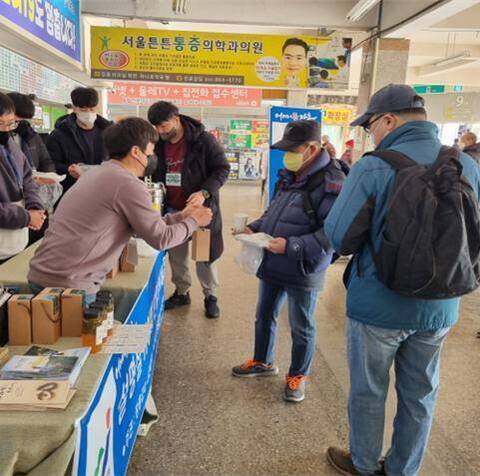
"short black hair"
320,69,329,79
337,55,347,63
71,87,99,108
342,38,352,48
7,92,35,119
147,101,179,126
282,38,309,56
309,57,318,66
0,93,15,117
65,103,73,109
104,117,159,159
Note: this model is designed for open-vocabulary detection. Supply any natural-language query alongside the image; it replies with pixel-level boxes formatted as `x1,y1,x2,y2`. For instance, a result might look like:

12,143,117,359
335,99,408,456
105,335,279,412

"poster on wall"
91,27,351,90
269,106,322,200
238,152,261,180
0,0,81,63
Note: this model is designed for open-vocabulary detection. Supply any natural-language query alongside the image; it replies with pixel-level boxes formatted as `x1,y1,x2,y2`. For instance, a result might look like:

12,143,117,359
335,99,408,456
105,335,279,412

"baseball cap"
351,84,425,127
271,119,321,151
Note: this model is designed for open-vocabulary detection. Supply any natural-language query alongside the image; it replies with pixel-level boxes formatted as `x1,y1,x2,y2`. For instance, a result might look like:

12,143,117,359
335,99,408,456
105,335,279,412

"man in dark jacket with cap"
232,119,345,403
148,101,230,319
324,84,480,476
47,87,112,194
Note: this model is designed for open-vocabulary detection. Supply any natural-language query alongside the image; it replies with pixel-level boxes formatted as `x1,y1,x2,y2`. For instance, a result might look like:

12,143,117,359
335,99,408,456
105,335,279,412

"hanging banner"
269,106,322,200
0,0,81,63
109,82,262,108
91,27,351,90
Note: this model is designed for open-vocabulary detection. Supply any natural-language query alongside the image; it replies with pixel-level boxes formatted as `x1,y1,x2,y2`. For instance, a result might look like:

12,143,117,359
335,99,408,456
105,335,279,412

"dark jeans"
253,279,320,376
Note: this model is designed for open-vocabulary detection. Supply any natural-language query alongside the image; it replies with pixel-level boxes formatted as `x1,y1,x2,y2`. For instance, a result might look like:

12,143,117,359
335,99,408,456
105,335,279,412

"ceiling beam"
381,0,480,38
82,0,378,30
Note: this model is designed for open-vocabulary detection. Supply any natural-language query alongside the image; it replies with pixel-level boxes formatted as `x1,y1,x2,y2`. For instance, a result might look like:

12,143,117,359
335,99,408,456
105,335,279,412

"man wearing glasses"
0,93,44,263
324,84,480,476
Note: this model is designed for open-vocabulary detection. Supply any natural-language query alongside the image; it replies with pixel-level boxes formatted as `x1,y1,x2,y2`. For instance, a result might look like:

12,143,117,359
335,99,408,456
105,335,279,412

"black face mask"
0,131,10,146
144,153,158,177
15,120,30,136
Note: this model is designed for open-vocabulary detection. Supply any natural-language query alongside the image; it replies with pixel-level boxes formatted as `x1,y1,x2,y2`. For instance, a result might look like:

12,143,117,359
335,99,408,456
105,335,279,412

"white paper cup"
233,213,249,233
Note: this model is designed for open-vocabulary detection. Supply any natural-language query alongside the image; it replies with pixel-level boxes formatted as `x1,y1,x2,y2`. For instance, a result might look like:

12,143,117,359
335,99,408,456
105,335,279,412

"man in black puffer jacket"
47,87,112,194
148,101,230,319
232,120,345,403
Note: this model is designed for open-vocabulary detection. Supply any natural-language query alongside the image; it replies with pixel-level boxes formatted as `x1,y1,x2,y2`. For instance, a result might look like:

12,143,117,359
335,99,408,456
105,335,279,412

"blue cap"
351,84,425,127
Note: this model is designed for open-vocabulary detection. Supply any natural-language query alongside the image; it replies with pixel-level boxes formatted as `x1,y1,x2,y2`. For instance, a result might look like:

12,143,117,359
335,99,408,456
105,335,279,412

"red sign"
108,82,262,108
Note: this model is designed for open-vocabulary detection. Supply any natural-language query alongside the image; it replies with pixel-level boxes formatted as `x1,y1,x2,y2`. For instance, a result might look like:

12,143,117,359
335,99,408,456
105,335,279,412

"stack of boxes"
8,288,88,345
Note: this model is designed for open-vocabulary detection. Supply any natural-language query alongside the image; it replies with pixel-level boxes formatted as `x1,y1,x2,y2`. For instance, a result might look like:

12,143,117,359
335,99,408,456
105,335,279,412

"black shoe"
204,295,220,318
164,291,191,310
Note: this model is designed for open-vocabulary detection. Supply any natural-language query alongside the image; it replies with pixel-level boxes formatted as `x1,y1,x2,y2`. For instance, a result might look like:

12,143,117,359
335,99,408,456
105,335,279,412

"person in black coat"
47,87,112,194
148,101,230,319
8,92,56,243
7,93,56,174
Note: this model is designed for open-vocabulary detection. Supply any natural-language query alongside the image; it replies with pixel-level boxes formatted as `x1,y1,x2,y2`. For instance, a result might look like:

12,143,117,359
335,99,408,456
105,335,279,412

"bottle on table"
82,308,104,353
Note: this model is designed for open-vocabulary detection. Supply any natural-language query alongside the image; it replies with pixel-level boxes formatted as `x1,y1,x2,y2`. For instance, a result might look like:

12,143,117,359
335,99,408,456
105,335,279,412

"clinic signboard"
269,107,322,200
109,82,262,108
73,253,166,476
0,0,81,63
91,27,351,90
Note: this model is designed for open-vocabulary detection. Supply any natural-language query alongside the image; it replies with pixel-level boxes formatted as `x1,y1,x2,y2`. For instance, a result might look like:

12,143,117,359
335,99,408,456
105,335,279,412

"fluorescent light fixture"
346,0,381,22
418,51,477,77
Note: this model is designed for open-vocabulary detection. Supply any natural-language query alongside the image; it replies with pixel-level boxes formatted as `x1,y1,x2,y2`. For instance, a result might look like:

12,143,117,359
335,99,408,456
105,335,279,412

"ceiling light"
418,52,477,77
346,0,381,22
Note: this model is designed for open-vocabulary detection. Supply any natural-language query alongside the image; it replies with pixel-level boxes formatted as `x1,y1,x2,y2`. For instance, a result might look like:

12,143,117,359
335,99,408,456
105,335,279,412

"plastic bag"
235,243,264,275
37,182,63,213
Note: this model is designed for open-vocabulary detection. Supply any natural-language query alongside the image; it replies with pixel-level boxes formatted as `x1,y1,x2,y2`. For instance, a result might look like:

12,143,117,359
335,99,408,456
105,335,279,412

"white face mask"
77,111,96,126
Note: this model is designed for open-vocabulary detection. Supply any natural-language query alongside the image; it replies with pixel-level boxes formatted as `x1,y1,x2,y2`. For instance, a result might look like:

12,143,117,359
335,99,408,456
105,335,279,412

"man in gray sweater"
28,118,212,302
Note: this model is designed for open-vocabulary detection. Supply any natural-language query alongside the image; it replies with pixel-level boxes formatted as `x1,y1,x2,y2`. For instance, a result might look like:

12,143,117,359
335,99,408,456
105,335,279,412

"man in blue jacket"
232,120,344,403
324,84,480,476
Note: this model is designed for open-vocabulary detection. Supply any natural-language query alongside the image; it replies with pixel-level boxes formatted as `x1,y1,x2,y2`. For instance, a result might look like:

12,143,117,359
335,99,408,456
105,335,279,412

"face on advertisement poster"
91,27,351,90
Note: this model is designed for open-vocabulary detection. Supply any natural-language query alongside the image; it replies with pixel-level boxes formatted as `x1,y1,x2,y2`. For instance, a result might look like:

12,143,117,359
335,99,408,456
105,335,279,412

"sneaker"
164,291,191,310
283,374,307,403
204,295,220,319
232,358,279,378
326,447,385,476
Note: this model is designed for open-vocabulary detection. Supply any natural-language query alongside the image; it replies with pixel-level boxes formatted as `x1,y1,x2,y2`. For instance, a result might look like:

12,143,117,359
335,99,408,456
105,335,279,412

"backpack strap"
367,150,417,170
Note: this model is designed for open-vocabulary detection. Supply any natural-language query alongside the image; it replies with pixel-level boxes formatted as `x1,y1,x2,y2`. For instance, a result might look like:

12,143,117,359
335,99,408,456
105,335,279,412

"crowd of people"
0,83,479,476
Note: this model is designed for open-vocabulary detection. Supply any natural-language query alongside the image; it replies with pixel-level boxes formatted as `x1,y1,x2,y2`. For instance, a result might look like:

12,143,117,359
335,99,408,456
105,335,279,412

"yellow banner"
91,27,351,90
323,108,353,125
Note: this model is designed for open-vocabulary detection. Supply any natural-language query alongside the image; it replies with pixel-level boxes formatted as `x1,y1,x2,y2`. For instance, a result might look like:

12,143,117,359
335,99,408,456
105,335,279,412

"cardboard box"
32,294,61,345
61,289,85,337
39,287,64,297
106,260,119,279
120,240,138,272
192,229,211,262
8,295,34,345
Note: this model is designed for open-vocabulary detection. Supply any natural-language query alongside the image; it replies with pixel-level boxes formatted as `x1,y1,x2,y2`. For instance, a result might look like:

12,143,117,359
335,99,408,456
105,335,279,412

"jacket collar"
376,121,439,150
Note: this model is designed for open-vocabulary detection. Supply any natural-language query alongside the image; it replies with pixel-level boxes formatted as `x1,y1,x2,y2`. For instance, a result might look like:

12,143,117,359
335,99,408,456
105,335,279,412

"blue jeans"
347,318,450,476
29,282,97,306
253,280,319,376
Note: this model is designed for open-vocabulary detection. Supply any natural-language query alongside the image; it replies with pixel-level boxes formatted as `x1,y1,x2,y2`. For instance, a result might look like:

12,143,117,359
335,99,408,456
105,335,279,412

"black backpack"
368,146,480,299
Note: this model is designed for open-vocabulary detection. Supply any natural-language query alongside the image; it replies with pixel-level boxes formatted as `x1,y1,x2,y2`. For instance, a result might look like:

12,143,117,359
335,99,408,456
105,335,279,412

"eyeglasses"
363,114,385,133
0,121,19,131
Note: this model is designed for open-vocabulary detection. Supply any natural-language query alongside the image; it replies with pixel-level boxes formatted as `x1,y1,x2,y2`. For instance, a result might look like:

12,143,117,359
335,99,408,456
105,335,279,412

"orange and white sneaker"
232,358,279,378
284,374,307,402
